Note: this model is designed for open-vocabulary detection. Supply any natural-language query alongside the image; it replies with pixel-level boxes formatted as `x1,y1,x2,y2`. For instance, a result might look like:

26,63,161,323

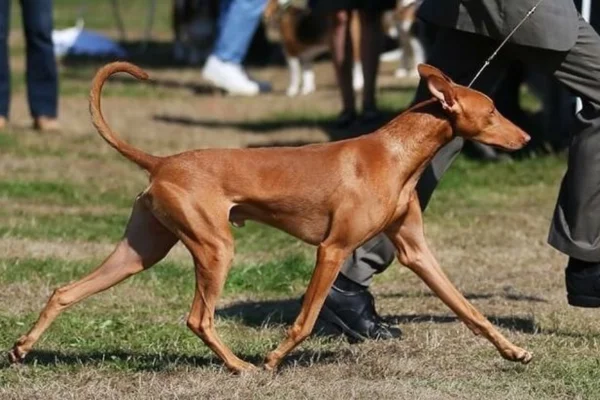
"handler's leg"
318,29,510,340
526,17,600,307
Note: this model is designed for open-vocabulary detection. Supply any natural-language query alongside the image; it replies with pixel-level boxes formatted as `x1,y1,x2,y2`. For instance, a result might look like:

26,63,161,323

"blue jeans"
0,0,58,118
212,0,267,64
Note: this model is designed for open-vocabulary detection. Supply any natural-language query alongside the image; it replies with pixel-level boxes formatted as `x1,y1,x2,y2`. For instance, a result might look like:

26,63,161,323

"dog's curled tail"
89,61,161,172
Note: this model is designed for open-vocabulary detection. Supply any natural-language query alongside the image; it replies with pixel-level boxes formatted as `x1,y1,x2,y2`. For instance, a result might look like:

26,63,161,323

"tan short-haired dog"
9,62,532,373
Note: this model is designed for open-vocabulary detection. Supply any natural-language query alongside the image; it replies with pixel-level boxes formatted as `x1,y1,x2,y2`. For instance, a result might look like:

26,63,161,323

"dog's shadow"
217,296,540,334
3,347,338,372
3,292,550,371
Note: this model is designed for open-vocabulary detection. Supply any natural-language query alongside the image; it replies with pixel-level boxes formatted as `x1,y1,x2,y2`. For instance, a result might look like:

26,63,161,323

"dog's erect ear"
417,63,455,85
418,64,460,113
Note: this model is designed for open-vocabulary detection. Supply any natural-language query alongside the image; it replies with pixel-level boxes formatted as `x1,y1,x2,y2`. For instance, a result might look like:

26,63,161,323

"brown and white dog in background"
172,0,219,65
382,0,424,78
264,0,364,96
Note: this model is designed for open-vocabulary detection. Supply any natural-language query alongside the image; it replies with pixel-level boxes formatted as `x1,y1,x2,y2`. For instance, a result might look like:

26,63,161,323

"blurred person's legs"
329,9,357,126
21,0,59,131
358,8,384,120
0,0,10,128
319,28,509,340
327,1,393,128
350,12,364,92
415,20,437,60
202,0,268,95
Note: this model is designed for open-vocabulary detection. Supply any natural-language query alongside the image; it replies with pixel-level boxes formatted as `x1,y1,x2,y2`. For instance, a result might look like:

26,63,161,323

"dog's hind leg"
150,185,255,373
286,56,302,97
385,194,533,364
184,235,256,374
8,198,178,364
300,58,316,95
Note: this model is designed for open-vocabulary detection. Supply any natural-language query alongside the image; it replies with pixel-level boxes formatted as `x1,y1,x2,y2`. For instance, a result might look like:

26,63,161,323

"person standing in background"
202,0,271,96
0,0,59,132
313,0,396,128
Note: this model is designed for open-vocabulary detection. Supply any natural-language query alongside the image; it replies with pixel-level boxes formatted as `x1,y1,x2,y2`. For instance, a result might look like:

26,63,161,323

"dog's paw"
8,336,30,364
300,82,315,96
518,350,533,365
286,86,300,97
228,360,258,375
263,352,282,372
7,347,26,364
501,346,533,364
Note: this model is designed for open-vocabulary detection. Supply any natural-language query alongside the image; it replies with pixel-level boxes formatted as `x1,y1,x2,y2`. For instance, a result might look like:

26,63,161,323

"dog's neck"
378,99,454,179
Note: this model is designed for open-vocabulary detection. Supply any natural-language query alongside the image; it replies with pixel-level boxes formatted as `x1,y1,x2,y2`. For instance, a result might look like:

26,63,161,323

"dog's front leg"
286,56,302,96
300,58,316,95
264,242,350,370
386,195,533,364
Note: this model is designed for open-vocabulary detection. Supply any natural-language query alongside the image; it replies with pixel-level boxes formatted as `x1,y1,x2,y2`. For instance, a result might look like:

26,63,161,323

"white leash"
468,0,545,88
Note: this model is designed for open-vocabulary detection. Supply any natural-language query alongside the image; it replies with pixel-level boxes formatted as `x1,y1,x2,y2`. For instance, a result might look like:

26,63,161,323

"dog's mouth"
486,142,525,152
504,134,531,151
476,132,531,152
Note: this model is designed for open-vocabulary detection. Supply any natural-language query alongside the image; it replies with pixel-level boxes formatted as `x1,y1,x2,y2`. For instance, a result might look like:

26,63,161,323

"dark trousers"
341,16,600,285
0,0,58,118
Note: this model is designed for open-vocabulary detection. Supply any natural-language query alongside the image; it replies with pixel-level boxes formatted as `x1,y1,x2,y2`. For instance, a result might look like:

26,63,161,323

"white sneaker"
202,55,259,96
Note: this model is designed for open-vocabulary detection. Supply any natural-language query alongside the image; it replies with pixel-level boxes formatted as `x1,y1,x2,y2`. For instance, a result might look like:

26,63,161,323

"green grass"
224,254,313,294
0,210,129,242
0,131,18,148
0,180,132,208
0,253,314,375
0,254,313,297
0,207,304,256
438,155,565,190
0,312,281,372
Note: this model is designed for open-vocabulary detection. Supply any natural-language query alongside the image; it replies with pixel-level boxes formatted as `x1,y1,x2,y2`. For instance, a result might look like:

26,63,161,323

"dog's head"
418,64,530,151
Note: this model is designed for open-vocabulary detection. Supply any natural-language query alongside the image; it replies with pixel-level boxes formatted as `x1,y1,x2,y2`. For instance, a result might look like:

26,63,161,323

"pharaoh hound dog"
9,62,532,372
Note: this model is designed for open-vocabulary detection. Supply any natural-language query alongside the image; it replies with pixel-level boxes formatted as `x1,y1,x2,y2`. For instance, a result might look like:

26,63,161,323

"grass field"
1,1,600,399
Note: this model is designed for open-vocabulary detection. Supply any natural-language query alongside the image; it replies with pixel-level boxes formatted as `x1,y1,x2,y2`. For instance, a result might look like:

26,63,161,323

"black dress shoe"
565,258,600,308
317,285,402,342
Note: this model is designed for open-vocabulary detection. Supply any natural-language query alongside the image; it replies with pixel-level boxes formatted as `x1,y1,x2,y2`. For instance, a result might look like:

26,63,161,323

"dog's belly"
229,203,329,246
